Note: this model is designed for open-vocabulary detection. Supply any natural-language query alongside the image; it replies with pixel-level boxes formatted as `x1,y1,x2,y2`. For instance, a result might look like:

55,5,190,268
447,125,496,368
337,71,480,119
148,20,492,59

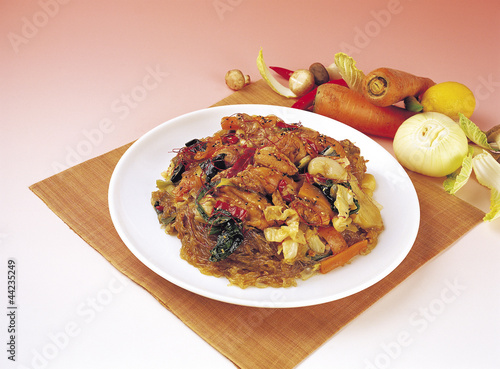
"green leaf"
404,96,423,112
443,145,474,194
195,182,217,222
334,52,365,93
195,183,246,259
484,189,500,221
209,219,244,262
472,150,500,222
256,48,297,98
160,215,176,225
458,113,493,150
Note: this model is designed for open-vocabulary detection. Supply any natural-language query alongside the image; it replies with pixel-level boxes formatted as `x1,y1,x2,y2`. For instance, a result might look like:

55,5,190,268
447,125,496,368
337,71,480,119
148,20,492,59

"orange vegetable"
313,83,414,138
221,116,240,130
317,226,347,255
319,239,368,274
361,67,435,107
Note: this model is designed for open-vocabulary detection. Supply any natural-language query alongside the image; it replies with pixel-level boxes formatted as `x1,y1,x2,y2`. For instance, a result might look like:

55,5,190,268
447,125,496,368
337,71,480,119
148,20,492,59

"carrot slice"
319,239,368,274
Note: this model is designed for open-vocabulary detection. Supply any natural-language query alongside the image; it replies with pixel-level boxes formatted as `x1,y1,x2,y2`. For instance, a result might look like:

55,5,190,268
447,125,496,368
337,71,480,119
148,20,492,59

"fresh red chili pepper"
222,134,239,145
291,87,317,111
214,200,248,220
226,147,256,178
269,66,294,80
291,79,350,111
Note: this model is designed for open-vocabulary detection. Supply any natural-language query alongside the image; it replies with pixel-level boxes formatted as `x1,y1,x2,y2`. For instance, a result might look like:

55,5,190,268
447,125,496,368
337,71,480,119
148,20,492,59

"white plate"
108,104,420,308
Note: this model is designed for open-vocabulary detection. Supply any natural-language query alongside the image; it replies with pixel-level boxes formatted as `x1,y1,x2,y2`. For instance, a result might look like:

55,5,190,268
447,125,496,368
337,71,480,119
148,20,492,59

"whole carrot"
361,67,435,107
313,83,414,138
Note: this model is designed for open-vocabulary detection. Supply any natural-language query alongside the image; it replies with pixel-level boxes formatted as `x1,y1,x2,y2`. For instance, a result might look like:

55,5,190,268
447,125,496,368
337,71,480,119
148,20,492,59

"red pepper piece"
226,147,256,178
269,66,294,80
276,120,299,130
222,134,239,145
304,173,314,184
291,79,350,111
304,138,319,155
214,200,248,220
277,179,294,202
292,87,317,111
277,179,287,194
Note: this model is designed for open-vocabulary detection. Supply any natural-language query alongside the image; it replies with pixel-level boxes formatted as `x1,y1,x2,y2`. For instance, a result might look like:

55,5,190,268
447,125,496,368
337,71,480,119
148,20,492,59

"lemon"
420,81,476,120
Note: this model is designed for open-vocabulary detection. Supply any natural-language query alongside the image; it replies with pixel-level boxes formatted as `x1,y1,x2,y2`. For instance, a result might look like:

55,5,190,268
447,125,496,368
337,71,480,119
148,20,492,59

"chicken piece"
289,199,331,227
271,190,287,208
340,139,366,183
212,145,245,168
289,181,334,227
317,227,348,255
266,131,308,164
216,186,274,230
253,146,298,176
172,166,203,201
230,165,298,196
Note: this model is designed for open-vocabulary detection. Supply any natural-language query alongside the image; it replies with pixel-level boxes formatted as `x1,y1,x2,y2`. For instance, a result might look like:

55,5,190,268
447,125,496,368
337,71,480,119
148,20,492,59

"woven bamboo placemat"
30,80,484,368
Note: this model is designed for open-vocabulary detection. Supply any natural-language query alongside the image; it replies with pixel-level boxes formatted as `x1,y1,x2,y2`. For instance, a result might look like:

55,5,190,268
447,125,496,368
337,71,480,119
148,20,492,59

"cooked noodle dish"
151,113,384,288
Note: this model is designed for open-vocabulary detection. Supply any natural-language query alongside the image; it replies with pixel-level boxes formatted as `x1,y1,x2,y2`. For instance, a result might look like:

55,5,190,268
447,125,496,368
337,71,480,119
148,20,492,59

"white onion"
393,112,469,177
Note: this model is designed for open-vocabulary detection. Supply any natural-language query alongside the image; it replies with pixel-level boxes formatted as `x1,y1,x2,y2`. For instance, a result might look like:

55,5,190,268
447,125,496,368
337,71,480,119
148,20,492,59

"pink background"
2,1,499,369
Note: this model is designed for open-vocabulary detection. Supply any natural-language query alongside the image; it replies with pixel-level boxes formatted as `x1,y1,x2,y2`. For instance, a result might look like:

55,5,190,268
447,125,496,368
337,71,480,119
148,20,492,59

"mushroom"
307,156,348,181
225,69,250,91
288,69,315,97
309,62,330,85
486,125,500,151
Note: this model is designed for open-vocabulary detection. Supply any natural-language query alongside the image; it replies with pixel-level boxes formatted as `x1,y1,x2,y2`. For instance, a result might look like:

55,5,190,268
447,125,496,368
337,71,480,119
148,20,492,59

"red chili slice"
222,134,239,145
304,138,319,155
276,120,299,130
214,200,248,220
226,147,256,178
304,173,314,184
277,179,294,202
